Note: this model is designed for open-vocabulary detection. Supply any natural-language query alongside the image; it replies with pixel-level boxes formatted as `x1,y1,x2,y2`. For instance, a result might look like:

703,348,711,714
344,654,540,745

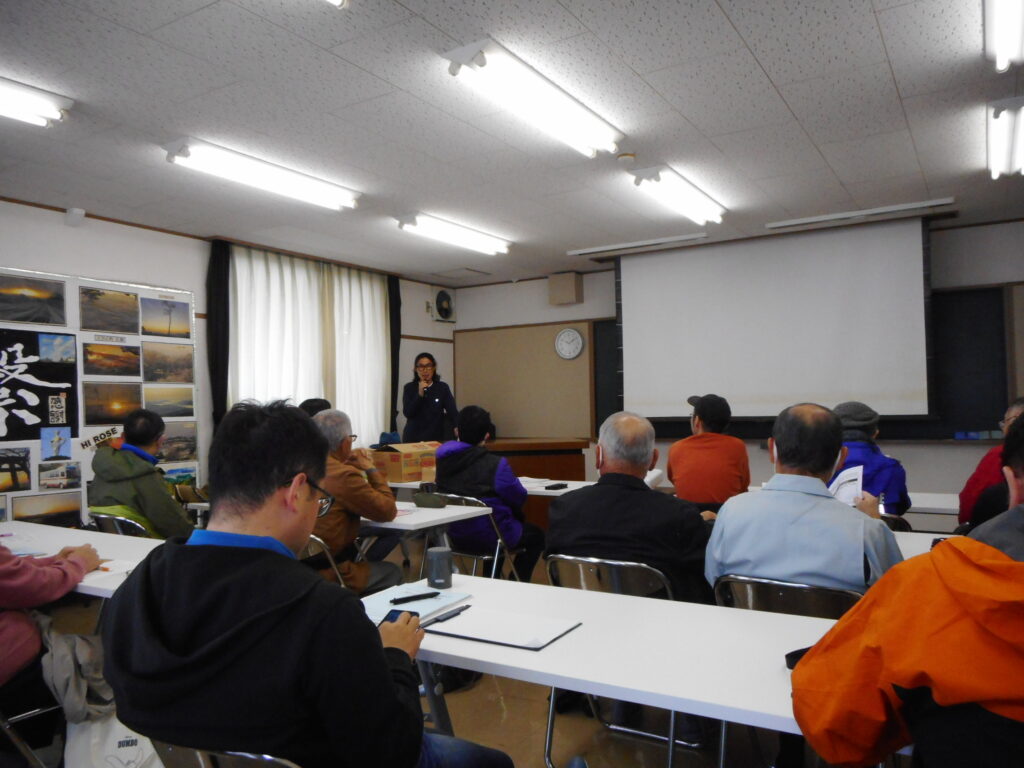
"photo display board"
0,267,197,526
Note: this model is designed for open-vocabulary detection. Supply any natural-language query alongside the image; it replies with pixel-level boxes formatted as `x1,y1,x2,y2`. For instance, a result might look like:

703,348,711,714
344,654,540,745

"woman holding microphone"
402,352,457,442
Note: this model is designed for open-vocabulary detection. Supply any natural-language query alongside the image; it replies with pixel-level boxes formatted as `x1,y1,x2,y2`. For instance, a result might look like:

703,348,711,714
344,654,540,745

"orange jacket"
792,536,1024,766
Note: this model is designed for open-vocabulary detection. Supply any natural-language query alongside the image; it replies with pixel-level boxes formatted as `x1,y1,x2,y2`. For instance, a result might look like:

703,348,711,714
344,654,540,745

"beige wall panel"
455,322,592,439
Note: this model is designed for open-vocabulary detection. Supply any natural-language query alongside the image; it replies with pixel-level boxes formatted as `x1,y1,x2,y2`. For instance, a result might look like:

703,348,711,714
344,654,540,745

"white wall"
454,271,616,330
0,200,212,476
931,221,1024,289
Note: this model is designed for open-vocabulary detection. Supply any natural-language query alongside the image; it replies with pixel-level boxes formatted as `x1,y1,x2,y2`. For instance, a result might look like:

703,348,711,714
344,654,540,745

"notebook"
424,607,581,651
361,582,470,625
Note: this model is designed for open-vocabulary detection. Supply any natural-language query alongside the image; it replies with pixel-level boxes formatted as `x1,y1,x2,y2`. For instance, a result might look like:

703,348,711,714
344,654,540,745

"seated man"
436,405,544,582
102,401,511,768
667,393,750,510
1,542,100,754
959,397,1024,524
706,403,903,594
547,411,713,604
89,408,193,538
310,408,402,594
829,400,911,515
792,417,1024,767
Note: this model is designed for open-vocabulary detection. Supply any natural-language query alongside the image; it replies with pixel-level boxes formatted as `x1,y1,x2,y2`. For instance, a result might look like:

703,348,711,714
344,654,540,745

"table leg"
418,660,454,736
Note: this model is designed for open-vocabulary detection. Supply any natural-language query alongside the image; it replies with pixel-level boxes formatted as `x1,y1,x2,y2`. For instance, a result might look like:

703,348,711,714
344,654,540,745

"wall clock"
554,328,584,360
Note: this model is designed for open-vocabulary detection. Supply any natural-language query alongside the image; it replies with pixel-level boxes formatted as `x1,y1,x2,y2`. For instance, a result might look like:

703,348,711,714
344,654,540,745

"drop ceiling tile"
719,0,887,84
232,0,412,49
871,0,914,9
560,0,743,74
844,172,929,207
644,47,793,137
334,91,507,163
754,167,854,216
525,33,675,133
818,129,920,183
711,122,827,180
399,0,587,53
780,61,907,144
879,0,996,97
67,0,216,33
151,1,391,110
447,148,598,199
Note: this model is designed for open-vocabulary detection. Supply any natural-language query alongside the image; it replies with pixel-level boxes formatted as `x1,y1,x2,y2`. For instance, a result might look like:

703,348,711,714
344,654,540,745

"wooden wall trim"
454,317,617,334
401,334,453,344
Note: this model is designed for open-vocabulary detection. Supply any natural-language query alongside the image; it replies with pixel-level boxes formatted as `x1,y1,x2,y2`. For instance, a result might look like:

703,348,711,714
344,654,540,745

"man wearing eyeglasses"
310,408,402,594
959,397,1024,525
102,400,512,768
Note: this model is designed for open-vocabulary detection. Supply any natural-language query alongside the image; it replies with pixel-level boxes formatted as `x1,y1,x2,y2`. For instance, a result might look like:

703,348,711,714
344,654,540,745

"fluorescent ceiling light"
628,166,725,226
163,138,359,210
985,0,1024,72
396,214,510,255
443,39,622,158
988,96,1024,179
765,198,956,230
324,0,348,6
567,233,708,257
0,77,73,127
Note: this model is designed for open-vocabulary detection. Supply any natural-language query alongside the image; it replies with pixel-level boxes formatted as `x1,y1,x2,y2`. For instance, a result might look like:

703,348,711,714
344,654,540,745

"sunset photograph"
144,384,194,417
141,298,190,338
0,448,31,492
79,286,139,334
83,343,141,376
12,490,81,525
161,421,197,462
0,274,66,325
142,342,194,383
83,382,143,425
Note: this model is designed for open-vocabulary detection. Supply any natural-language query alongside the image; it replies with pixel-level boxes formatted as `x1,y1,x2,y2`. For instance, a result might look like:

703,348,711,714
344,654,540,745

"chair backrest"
714,574,861,620
546,554,674,600
173,484,205,505
880,513,912,532
152,740,302,767
88,506,156,538
437,493,487,507
300,534,344,586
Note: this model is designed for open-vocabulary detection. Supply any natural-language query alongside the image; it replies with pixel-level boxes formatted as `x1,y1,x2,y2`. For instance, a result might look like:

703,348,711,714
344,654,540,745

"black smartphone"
931,537,948,549
378,609,419,626
545,482,568,490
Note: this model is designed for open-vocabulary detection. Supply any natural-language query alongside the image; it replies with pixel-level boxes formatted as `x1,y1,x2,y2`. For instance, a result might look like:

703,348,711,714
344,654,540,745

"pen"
0,533,13,537
421,604,470,628
390,591,440,605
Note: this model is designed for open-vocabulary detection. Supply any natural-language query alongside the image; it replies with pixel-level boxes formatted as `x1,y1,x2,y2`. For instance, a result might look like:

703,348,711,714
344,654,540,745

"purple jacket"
435,441,527,549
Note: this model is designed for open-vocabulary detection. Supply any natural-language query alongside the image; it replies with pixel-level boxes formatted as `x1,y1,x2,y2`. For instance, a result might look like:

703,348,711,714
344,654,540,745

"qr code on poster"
48,394,67,425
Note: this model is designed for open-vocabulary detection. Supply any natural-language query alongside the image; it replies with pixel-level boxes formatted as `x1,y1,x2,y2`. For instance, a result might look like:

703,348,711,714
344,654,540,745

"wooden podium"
487,438,589,530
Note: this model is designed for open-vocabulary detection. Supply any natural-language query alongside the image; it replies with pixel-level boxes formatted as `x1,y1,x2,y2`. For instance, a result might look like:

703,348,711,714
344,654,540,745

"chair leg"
491,540,502,579
718,721,727,768
399,535,411,567
417,661,454,736
544,686,558,768
0,713,49,768
667,710,676,768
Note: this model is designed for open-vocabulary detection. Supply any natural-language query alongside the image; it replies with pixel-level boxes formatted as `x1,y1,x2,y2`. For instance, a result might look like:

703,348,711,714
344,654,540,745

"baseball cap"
686,394,731,431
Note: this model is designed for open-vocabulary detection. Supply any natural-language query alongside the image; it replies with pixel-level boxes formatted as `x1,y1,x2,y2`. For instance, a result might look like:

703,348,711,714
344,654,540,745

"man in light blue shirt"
705,403,903,594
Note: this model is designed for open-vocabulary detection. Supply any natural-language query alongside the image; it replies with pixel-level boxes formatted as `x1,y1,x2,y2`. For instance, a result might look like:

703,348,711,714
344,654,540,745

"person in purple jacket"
435,406,545,582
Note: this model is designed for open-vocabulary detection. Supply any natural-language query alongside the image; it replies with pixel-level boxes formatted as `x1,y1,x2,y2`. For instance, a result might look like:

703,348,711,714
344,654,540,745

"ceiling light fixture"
442,39,622,158
0,77,73,127
988,96,1024,179
628,166,725,225
323,0,348,7
396,214,510,255
985,0,1024,72
163,138,359,210
764,197,956,229
567,233,709,258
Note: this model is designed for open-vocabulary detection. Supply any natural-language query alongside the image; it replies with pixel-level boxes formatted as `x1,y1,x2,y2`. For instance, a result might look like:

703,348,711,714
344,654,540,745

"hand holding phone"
378,610,424,660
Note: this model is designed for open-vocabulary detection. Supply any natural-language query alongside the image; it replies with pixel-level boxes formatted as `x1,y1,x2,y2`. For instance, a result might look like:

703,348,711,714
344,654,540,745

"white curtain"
228,246,390,446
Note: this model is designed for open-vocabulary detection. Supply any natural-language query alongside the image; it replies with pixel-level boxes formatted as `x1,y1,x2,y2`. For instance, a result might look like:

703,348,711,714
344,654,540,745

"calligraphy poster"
0,329,79,440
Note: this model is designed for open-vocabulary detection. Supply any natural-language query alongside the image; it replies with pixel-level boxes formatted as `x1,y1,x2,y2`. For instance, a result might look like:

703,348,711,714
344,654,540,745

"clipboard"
424,607,581,651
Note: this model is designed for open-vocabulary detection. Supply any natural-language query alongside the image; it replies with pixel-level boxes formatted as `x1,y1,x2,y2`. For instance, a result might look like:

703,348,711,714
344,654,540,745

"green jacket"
89,445,193,539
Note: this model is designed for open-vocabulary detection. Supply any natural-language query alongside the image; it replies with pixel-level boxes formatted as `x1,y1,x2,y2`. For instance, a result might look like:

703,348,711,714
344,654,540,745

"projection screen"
621,219,929,418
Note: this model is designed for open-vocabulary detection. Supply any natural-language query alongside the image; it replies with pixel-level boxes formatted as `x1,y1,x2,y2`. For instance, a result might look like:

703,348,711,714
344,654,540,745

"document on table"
829,465,863,506
362,583,470,625
424,607,581,651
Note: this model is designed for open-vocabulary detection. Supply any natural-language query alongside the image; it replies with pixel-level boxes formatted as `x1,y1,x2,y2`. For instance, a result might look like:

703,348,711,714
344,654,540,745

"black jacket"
102,539,422,768
546,473,713,604
401,380,456,442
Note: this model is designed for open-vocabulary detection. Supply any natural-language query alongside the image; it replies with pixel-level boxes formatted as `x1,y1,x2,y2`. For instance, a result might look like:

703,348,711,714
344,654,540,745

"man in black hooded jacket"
102,400,512,768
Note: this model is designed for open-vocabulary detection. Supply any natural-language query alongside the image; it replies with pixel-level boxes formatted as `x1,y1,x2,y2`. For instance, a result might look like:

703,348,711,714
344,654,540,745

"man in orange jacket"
792,417,1024,767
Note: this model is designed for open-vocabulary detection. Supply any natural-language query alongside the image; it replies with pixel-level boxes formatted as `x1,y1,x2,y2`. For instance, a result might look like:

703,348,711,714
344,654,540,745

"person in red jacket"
0,541,100,751
958,397,1023,523
792,417,1024,767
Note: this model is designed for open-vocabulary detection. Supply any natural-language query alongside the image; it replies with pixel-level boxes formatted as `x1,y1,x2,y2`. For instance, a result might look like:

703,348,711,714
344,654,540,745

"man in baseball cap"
667,394,750,510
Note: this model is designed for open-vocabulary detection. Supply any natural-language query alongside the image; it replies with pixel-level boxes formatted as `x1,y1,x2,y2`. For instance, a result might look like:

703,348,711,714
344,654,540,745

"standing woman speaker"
402,352,457,442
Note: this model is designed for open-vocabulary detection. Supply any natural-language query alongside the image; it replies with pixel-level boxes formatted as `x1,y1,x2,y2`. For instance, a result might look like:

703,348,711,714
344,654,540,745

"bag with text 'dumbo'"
65,714,159,768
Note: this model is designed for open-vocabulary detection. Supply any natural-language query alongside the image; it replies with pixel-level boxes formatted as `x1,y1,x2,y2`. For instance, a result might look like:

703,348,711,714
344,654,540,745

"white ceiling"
1,0,1022,285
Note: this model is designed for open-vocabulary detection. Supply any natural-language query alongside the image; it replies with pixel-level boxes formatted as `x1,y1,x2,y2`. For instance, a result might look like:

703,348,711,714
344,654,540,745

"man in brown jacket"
310,409,402,594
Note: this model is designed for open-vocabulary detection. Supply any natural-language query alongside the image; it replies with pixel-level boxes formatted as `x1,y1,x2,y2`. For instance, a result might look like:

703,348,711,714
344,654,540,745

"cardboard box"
372,441,440,482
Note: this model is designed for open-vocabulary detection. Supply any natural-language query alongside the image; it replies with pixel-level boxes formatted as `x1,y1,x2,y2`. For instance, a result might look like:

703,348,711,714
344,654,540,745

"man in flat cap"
829,401,911,516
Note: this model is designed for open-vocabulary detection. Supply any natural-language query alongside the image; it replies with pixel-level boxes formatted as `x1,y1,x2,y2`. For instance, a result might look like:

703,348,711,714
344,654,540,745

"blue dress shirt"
186,528,296,559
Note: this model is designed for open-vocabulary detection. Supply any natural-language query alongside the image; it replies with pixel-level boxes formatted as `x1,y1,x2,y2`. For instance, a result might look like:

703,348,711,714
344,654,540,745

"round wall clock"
554,328,584,360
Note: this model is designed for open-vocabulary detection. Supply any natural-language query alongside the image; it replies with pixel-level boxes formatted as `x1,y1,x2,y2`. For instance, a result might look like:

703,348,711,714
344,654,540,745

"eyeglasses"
346,434,358,443
1000,413,1019,430
307,480,334,517
415,363,435,369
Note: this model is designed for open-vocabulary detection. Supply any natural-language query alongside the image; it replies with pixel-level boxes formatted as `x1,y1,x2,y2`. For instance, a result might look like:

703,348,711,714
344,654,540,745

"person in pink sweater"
0,542,100,686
